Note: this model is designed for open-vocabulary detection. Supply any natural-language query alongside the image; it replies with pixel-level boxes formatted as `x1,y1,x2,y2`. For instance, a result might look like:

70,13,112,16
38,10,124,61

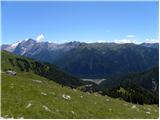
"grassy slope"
1,72,158,119
1,50,86,88
1,50,159,118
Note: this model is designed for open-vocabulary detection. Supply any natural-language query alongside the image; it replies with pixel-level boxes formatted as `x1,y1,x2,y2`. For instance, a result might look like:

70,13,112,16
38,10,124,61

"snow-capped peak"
10,40,22,47
24,38,29,41
3,40,23,52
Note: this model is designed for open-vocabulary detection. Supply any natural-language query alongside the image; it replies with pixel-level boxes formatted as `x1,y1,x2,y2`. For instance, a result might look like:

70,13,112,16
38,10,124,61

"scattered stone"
146,111,151,115
80,95,83,98
62,94,71,100
71,111,75,115
109,108,112,111
106,99,110,102
154,109,157,112
32,80,42,83
73,89,77,92
42,105,51,112
86,92,90,94
131,105,136,109
25,103,32,109
41,92,47,96
56,109,59,112
94,93,98,96
6,70,16,76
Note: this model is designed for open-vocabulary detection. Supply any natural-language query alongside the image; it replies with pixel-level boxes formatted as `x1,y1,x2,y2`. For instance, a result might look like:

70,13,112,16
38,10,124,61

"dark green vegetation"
24,42,159,78
54,43,158,78
100,67,159,104
1,51,159,118
2,40,158,78
1,50,86,88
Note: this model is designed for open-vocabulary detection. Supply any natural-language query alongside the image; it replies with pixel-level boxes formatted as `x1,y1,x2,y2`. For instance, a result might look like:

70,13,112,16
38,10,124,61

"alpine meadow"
1,1,159,119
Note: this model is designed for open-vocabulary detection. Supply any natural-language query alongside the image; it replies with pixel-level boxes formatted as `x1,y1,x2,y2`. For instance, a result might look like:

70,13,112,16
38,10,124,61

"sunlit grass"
1,72,158,119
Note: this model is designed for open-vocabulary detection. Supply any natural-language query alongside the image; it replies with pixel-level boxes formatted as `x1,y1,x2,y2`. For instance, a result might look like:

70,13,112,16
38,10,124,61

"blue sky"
1,1,158,44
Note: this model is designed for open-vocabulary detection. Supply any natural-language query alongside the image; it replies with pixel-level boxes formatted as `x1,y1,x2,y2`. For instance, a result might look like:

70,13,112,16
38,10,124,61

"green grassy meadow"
1,72,159,119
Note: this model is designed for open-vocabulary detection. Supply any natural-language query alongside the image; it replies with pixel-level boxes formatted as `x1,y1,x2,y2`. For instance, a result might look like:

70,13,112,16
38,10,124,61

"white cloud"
114,39,136,44
114,35,137,44
85,41,93,43
145,38,159,43
48,41,52,43
25,38,29,41
126,35,135,38
36,34,44,42
86,40,106,43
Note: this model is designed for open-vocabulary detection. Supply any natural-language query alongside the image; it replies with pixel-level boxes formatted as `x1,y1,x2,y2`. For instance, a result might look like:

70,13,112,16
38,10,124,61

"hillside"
100,67,159,104
2,40,159,78
1,51,158,118
1,50,86,88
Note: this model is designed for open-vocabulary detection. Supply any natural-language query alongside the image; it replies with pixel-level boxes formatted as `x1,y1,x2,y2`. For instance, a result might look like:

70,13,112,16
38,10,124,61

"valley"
1,39,159,119
82,78,106,84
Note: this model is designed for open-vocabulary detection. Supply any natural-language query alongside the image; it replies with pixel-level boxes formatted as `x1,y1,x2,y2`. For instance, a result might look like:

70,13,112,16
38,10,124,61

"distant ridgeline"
1,40,159,78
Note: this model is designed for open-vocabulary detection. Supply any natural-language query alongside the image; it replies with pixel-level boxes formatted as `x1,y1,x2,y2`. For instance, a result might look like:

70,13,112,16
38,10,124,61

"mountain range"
1,39,159,78
1,38,159,118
